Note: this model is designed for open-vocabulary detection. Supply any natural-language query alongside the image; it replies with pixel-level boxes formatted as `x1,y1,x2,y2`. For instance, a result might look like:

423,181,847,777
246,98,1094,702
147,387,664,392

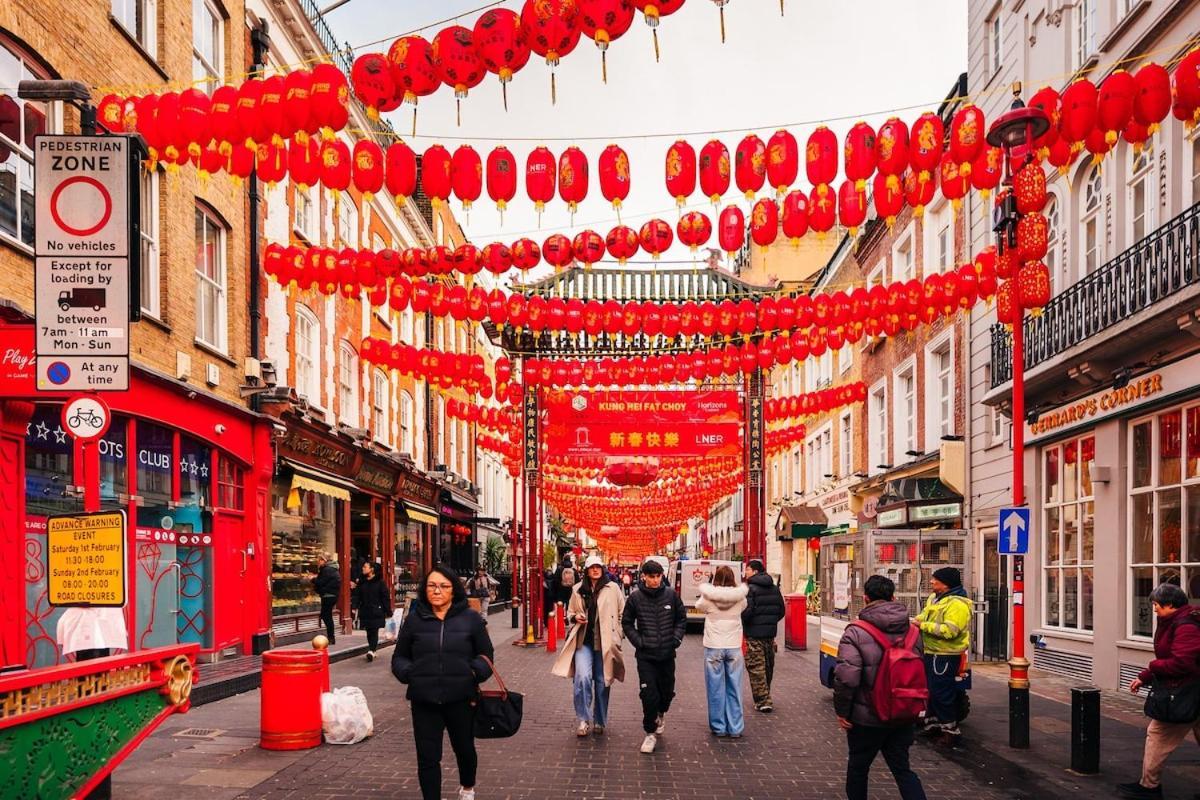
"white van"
670,559,743,629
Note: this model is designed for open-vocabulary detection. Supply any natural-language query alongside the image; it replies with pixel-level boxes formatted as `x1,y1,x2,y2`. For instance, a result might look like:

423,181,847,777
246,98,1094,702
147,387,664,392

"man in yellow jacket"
915,567,972,742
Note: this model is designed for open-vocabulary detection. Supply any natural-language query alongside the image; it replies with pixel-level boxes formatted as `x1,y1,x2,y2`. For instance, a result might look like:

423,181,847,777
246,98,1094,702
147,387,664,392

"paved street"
116,623,1023,800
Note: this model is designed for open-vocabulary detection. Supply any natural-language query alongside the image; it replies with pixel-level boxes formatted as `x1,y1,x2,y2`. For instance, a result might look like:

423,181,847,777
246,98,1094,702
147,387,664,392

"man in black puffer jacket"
742,560,785,712
621,558,686,754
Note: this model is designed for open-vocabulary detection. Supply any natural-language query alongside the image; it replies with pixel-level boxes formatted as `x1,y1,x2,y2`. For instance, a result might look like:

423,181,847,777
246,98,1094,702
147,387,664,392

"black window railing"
990,202,1200,388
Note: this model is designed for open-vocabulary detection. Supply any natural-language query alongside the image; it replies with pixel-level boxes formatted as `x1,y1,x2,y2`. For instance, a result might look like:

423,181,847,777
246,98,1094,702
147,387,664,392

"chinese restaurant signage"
356,461,399,494
746,392,763,486
909,502,962,523
524,389,539,474
877,508,907,528
279,425,355,475
544,390,741,457
397,470,438,506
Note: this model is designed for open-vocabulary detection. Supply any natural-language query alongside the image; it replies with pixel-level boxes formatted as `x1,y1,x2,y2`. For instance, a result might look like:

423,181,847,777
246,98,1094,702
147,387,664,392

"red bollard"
547,605,558,653
260,649,324,750
556,602,566,639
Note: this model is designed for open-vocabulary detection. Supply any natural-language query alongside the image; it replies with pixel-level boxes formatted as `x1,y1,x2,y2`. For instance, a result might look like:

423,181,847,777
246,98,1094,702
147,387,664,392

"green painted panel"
0,689,163,800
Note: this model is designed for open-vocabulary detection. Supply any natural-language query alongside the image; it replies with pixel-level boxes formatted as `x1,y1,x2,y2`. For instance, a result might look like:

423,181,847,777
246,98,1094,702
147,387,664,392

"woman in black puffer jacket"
354,561,391,661
392,566,494,800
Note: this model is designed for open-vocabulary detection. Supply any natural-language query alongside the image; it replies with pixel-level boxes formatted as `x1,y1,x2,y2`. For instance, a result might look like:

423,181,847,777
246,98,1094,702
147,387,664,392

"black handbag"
472,656,523,739
1144,678,1200,724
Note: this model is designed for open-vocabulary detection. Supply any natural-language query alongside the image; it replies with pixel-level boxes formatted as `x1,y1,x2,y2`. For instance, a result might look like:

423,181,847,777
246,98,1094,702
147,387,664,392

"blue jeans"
704,647,745,735
573,643,609,725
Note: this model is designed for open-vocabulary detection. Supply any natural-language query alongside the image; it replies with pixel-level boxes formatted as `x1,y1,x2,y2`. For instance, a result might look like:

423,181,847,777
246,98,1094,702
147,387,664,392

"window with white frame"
195,206,227,351
192,0,222,90
1129,405,1200,637
1190,134,1200,207
839,411,852,477
1042,434,1096,632
338,341,358,425
808,350,833,391
436,396,446,465
1129,142,1155,245
893,360,917,462
0,40,52,249
869,381,888,474
867,263,886,288
772,461,780,499
449,409,459,474
1120,0,1139,15
139,167,161,317
338,196,358,246
1075,0,1096,69
294,187,315,242
925,337,954,450
1044,195,1062,297
372,369,389,445
988,10,1002,76
839,345,852,375
791,449,800,495
983,364,1007,447
399,391,414,454
893,231,915,281
1081,166,1103,277
293,306,320,405
113,0,157,56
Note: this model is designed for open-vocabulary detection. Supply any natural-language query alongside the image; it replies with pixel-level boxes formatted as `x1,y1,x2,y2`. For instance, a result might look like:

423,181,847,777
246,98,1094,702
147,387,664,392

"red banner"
543,390,741,457
0,325,35,395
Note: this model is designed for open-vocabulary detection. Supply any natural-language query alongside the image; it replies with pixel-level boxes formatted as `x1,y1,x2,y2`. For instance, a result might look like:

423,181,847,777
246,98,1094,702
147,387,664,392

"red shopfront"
0,354,274,670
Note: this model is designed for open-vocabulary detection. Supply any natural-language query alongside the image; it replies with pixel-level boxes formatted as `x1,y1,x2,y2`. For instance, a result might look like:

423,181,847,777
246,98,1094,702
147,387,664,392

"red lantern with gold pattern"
455,243,482,277
837,180,866,235
970,145,1003,199
1123,119,1151,151
1047,136,1077,177
351,53,396,121
512,237,541,270
97,94,127,133
558,145,589,214
526,145,557,213
309,63,350,139
699,139,731,204
638,218,673,260
902,167,936,217
257,77,286,147
426,245,455,276
806,125,837,200
1013,161,1047,214
320,139,351,193
606,225,639,263
402,247,428,278
208,86,240,155
486,146,518,213
949,104,985,174
451,144,483,211
1084,125,1112,164
1097,69,1135,147
938,151,968,211
909,111,944,184
474,8,531,110
1059,79,1098,146
1017,213,1049,262
352,140,384,202
256,141,286,186
289,136,321,191
522,0,581,103
808,185,836,235
599,143,631,211
1028,86,1060,157
385,141,417,205
734,134,767,200
995,243,1018,280
1176,50,1200,124
566,230,599,268
577,0,636,82
750,198,778,249
431,26,484,101
1017,261,1051,310
872,172,903,228
875,117,909,192
421,144,452,207
1132,63,1171,132
179,88,211,159
766,129,799,197
718,205,744,258
677,210,712,251
665,139,696,206
283,69,315,143
781,190,808,244
843,121,876,193
387,36,439,106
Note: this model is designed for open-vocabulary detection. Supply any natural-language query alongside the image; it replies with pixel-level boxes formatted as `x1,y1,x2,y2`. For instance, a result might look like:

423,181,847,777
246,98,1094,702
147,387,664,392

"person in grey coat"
833,575,927,800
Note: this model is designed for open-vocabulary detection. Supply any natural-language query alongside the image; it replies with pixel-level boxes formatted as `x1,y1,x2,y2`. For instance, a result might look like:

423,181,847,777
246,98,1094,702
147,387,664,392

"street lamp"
986,81,1049,751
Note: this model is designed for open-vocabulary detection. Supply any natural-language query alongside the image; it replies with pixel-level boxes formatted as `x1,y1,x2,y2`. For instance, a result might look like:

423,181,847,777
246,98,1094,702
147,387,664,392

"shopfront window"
395,514,425,593
217,457,244,510
176,436,212,647
134,420,177,650
1042,434,1095,631
271,477,337,616
1130,405,1200,637
99,417,128,508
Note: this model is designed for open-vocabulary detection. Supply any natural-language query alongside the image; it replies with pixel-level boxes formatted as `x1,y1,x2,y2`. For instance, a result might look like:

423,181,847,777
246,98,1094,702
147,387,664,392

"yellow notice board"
48,510,126,607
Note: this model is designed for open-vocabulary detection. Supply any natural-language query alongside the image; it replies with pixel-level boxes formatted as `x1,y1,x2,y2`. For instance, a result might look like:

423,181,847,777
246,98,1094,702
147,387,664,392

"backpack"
561,568,575,588
851,620,929,725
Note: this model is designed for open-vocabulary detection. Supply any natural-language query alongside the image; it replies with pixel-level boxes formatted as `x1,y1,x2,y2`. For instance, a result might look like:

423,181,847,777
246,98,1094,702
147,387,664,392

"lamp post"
986,82,1049,750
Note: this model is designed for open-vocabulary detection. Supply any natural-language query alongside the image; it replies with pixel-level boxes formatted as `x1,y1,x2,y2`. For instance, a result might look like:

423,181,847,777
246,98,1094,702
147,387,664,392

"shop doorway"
976,528,1010,662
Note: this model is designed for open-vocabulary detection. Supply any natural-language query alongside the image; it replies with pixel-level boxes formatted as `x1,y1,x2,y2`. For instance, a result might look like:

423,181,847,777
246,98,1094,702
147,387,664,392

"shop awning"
403,502,439,526
775,504,828,540
290,472,351,502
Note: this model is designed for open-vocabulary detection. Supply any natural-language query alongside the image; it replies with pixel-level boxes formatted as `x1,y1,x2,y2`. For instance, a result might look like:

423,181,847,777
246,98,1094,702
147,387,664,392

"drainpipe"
248,21,270,411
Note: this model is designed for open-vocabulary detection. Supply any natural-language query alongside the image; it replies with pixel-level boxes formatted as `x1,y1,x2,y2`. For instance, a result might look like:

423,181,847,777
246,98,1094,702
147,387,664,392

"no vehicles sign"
34,135,135,391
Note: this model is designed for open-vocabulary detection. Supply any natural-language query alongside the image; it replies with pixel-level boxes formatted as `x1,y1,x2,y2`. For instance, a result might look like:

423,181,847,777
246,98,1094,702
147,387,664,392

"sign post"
34,135,135,391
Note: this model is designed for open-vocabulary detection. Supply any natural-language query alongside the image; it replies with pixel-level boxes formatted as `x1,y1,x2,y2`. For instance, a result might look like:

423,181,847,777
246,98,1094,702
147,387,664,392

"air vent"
174,727,224,739
1033,647,1093,682
1119,663,1150,695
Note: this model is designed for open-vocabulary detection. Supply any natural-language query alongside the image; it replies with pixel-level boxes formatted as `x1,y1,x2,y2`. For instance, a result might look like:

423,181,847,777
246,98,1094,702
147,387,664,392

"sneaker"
728,731,743,739
592,724,605,736
365,651,375,662
654,713,666,734
710,728,726,737
639,733,657,754
576,721,591,737
1116,782,1162,799
758,702,773,713
458,789,476,800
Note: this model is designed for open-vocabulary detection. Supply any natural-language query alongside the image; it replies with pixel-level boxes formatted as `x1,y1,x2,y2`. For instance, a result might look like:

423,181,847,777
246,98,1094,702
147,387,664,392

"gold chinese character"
629,432,643,448
665,432,680,447
609,432,625,447
647,432,662,447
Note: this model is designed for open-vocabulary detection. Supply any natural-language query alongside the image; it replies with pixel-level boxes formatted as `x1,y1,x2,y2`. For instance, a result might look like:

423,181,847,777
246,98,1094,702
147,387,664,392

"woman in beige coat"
551,555,626,736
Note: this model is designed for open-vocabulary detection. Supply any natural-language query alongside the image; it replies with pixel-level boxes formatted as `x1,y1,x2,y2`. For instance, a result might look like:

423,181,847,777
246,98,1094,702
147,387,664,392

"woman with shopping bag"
392,565,494,800
354,561,391,662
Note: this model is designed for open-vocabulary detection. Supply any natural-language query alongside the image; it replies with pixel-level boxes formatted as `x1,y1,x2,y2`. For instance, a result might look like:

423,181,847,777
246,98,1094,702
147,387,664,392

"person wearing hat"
551,554,626,738
742,559,785,713
915,567,973,741
622,557,687,754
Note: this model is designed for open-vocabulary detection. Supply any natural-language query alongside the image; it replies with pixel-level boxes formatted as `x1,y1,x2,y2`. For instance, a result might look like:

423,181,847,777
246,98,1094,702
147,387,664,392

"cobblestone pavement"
117,621,1025,800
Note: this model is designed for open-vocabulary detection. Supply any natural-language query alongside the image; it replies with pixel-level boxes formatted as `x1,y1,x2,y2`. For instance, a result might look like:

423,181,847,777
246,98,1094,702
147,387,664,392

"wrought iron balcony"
990,202,1200,388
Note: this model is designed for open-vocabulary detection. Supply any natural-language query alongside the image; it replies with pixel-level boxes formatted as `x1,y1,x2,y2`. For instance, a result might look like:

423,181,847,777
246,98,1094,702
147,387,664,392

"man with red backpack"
833,574,929,800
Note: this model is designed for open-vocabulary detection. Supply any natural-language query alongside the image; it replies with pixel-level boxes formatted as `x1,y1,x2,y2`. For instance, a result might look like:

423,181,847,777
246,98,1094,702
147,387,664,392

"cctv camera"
214,424,226,435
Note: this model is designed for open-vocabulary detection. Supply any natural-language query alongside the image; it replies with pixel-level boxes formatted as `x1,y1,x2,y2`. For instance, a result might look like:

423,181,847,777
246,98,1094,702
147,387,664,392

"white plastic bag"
321,686,374,745
384,608,404,640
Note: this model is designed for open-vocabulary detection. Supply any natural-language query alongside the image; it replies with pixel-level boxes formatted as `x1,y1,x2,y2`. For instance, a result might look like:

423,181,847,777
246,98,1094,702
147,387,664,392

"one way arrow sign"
998,507,1031,555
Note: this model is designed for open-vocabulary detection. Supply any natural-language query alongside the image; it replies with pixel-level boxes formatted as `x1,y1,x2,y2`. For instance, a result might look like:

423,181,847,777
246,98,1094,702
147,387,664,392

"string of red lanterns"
765,381,867,421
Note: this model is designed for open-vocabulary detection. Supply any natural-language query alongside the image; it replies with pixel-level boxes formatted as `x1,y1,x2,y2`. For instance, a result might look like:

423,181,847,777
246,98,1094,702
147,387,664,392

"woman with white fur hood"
695,565,750,737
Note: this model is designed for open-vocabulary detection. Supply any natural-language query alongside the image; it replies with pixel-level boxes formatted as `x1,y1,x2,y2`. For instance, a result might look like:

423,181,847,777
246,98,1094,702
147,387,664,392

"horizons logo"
571,394,588,412
696,399,730,414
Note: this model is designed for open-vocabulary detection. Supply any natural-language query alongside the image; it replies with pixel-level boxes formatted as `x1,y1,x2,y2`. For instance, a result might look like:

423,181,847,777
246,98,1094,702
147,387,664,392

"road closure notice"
47,510,126,607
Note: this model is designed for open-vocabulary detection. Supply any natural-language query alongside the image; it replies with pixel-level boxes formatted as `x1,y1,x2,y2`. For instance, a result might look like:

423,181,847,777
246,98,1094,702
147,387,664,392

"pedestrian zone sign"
998,507,1031,555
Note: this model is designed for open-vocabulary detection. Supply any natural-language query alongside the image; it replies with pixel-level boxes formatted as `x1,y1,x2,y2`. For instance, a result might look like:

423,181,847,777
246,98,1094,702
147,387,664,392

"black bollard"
1070,687,1101,774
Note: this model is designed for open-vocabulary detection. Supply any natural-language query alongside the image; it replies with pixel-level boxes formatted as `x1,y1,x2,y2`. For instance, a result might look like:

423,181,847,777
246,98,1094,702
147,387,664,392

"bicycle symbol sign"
61,395,111,441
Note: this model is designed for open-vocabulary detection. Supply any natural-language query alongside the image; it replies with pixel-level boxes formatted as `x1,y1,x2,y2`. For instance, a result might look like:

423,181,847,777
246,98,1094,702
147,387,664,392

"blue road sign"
999,507,1031,555
46,361,71,385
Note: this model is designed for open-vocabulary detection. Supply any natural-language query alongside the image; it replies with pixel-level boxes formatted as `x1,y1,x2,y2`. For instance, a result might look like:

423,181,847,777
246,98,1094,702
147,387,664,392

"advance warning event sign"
48,510,126,607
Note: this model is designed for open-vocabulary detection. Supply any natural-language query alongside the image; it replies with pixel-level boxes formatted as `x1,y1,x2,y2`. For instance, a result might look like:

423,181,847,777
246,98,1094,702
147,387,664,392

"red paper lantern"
938,151,969,211
843,121,876,193
765,129,799,197
388,36,439,107
638,218,673,260
283,70,315,143
949,104,985,174
351,140,384,201
384,141,417,205
718,205,744,258
1123,119,1151,151
351,53,396,120
995,242,1018,280
699,139,731,203
1059,79,1098,145
632,0,685,60
1047,136,1078,176
257,76,286,147
474,8,531,109
454,243,482,277
1097,69,1135,146
902,167,936,217
1013,161,1047,214
875,117,909,192
1084,125,1112,164
558,145,589,214
512,237,541,270
208,86,241,155
421,144,452,207
526,146,557,212
309,63,350,139
522,0,581,102
96,94,127,133
1028,86,1061,155
1173,50,1200,124
1017,261,1051,310
677,210,712,251
486,146,518,212
606,225,640,263
806,125,837,201
544,233,575,269
577,0,636,82
734,134,767,200
872,172,903,228
909,111,944,184
289,136,321,190
402,247,428,278
599,143,631,211
808,185,835,235
431,26,485,100
451,144,483,210
750,198,779,249
1017,213,1049,262
970,145,1003,199
665,139,697,206
179,88,211,159
320,139,351,193
837,180,866,234
781,190,809,243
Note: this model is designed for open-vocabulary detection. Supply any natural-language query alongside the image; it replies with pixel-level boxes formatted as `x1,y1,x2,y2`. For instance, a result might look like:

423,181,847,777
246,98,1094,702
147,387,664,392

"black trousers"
845,724,927,800
364,624,379,651
319,596,337,643
636,654,677,733
411,700,477,800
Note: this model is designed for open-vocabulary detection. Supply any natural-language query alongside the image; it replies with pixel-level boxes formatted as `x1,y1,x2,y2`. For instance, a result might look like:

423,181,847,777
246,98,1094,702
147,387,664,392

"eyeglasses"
428,584,454,592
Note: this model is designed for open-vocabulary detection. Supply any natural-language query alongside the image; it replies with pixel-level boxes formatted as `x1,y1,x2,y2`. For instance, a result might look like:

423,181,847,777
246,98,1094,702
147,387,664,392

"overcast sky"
323,1,968,279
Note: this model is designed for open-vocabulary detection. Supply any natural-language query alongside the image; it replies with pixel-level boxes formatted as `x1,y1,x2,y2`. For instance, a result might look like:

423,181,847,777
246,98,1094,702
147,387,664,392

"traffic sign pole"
82,440,100,513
